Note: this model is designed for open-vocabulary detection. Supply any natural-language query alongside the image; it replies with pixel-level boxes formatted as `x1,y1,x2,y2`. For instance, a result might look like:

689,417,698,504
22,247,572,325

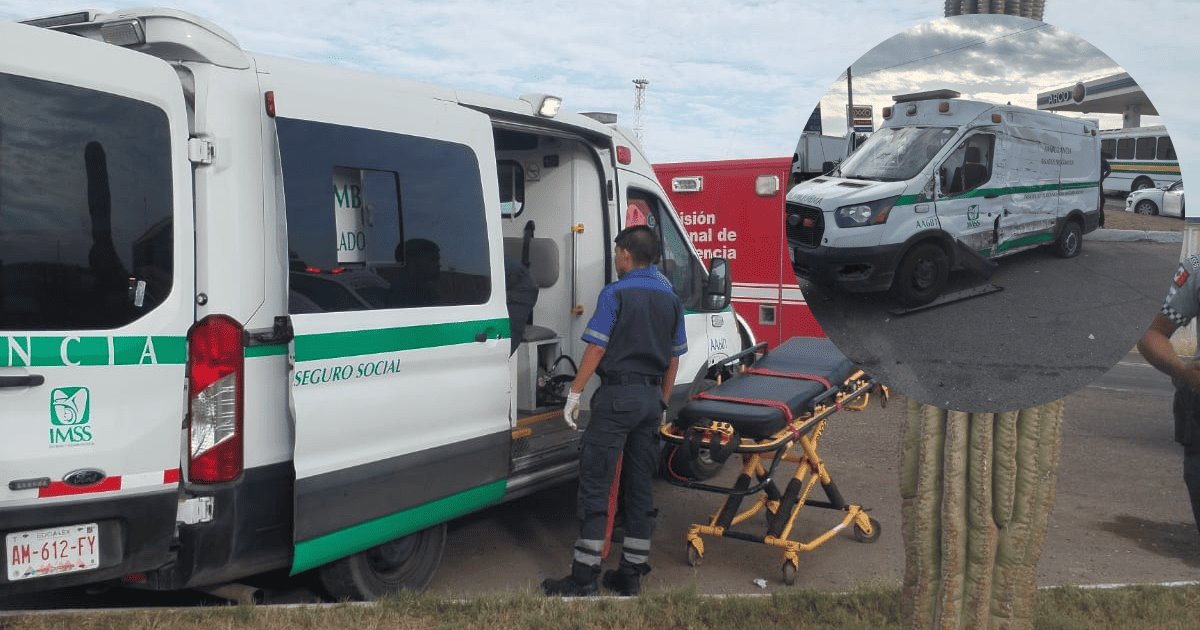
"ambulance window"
0,72,173,330
939,133,995,197
1157,136,1176,161
1135,137,1157,161
1115,138,1135,160
498,160,525,217
278,118,490,313
627,189,703,310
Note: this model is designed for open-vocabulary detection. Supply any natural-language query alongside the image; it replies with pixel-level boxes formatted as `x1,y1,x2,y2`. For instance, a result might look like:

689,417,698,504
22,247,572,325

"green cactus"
901,400,1064,629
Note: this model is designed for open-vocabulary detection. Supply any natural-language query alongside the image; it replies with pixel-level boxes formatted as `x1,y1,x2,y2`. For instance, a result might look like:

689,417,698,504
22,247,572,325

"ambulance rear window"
0,72,174,330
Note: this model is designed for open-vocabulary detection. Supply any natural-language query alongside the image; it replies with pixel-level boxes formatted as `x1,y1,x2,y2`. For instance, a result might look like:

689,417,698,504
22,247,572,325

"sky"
0,0,1197,180
815,16,1131,136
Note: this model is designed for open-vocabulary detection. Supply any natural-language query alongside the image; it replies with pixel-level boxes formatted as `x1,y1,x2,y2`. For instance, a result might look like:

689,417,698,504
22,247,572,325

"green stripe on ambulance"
2,335,186,368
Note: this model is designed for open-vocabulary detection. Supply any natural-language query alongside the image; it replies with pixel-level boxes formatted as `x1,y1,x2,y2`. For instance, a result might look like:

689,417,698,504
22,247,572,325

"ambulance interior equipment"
659,336,886,585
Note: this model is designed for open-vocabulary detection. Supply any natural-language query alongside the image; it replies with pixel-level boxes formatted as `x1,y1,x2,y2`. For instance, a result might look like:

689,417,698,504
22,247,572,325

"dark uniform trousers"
1173,385,1200,532
573,382,662,568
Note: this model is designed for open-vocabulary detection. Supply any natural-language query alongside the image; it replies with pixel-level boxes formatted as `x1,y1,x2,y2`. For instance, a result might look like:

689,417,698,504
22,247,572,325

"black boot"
541,561,599,596
602,561,650,596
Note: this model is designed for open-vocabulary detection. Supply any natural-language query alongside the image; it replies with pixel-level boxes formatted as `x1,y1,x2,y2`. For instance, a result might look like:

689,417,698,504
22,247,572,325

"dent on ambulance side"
997,116,1067,247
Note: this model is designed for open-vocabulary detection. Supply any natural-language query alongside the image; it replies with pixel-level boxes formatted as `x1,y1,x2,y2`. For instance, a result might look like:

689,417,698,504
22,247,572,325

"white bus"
1099,126,1182,194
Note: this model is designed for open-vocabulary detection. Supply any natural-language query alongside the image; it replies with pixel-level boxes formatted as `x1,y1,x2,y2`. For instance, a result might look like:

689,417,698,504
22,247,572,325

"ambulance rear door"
0,22,194,587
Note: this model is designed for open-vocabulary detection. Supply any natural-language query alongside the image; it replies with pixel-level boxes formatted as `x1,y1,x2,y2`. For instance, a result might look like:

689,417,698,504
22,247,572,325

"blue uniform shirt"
582,265,687,378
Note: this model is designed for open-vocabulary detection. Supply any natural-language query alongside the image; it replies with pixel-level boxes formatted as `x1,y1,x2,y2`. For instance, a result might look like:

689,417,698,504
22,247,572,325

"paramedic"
542,225,686,597
1137,255,1200,534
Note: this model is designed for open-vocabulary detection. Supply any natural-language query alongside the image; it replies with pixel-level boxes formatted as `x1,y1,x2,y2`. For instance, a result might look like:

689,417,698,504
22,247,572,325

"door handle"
984,194,999,199
475,326,502,343
0,375,45,388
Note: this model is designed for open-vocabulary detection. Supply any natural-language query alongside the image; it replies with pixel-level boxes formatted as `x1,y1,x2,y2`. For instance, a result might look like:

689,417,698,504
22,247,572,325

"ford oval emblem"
63,469,106,487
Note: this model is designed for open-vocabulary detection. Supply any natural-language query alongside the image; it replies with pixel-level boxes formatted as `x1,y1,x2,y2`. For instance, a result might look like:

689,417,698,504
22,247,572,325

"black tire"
661,379,725,481
1134,199,1159,216
1132,177,1154,191
852,517,882,543
316,523,447,601
1052,220,1082,258
889,241,949,307
661,440,726,481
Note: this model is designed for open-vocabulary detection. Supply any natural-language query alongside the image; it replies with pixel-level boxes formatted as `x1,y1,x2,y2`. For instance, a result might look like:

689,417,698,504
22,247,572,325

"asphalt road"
4,354,1197,610
797,237,1180,413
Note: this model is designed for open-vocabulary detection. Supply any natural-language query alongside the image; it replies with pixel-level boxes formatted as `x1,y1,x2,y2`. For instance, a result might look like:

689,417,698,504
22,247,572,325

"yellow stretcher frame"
659,367,887,585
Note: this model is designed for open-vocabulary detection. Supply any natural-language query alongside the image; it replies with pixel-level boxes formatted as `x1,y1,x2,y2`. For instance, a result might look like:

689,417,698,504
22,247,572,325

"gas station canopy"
1036,73,1156,128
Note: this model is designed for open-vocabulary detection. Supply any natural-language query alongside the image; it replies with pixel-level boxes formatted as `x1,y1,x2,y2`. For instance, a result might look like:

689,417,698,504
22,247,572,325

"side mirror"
822,161,835,174
703,258,732,312
938,167,948,191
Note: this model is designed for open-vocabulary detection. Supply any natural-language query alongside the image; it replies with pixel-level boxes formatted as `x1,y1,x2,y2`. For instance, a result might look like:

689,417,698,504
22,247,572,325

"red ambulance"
654,158,823,347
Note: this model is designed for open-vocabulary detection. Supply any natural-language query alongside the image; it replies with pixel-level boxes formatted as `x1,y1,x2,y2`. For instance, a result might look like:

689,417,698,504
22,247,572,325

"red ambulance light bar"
265,91,276,118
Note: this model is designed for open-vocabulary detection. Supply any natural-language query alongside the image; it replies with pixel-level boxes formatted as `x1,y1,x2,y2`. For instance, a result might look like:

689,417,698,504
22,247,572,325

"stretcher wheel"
853,517,881,543
686,544,703,567
781,560,797,586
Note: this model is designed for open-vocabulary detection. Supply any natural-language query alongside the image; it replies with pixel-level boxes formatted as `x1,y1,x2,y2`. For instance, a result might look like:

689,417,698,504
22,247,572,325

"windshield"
838,126,957,182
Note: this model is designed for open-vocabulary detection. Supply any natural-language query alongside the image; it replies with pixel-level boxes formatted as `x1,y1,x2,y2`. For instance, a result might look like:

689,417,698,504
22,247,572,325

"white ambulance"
786,90,1102,306
0,9,741,599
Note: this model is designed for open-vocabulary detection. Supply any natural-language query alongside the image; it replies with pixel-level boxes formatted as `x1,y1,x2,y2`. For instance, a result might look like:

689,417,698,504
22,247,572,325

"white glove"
563,391,581,430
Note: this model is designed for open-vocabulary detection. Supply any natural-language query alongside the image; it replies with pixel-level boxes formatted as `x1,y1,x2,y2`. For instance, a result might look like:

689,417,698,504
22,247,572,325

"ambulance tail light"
187,315,244,484
617,146,632,164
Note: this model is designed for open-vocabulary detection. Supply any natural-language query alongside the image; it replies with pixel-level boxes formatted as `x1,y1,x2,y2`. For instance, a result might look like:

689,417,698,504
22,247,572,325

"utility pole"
632,78,649,144
845,66,854,155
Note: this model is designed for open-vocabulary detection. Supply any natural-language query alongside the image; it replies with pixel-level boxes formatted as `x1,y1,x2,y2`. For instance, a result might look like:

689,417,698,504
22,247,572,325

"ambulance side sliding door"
277,107,510,574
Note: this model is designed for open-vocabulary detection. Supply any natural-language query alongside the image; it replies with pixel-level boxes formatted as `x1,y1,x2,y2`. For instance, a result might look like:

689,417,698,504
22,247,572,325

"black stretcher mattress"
675,337,855,439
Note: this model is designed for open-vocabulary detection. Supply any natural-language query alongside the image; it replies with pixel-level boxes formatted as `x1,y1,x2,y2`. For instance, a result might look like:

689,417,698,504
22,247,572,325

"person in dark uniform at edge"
542,225,686,597
1138,255,1200,536
1099,154,1112,228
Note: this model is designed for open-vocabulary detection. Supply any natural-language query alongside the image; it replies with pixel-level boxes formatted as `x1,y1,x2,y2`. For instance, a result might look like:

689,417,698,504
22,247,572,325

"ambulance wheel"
661,443,723,481
661,379,724,481
1134,199,1159,216
1132,177,1154,191
890,242,948,307
1052,220,1082,258
316,522,447,601
781,560,798,585
853,517,881,543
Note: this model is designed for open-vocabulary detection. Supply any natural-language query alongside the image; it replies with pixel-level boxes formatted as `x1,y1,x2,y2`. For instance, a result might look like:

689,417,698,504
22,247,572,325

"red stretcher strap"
744,367,832,389
695,391,794,422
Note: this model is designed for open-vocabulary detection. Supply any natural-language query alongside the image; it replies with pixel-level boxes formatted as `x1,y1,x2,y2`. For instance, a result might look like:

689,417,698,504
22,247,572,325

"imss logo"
49,387,94,446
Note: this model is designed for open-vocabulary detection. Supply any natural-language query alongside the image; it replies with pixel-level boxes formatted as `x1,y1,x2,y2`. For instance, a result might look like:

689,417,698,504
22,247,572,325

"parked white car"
1126,180,1185,218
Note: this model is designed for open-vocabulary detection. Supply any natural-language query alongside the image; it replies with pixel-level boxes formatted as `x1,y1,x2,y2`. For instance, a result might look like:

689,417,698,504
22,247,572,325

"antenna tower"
632,78,649,143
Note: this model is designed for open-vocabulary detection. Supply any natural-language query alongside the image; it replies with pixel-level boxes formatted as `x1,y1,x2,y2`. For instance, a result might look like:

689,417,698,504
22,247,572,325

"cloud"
0,0,1195,169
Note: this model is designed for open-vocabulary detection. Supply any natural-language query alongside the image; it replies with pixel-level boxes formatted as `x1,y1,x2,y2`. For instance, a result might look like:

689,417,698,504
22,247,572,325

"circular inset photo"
785,14,1183,412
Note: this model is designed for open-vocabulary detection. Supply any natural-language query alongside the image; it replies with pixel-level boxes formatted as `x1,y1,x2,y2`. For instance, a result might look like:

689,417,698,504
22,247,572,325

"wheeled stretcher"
659,336,886,585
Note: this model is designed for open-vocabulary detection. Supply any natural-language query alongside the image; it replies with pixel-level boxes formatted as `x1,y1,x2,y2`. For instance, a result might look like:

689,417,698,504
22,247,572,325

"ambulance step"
888,283,1004,316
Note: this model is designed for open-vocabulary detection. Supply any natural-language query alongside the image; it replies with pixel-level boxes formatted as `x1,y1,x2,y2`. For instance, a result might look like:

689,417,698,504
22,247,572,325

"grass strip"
5,584,1200,630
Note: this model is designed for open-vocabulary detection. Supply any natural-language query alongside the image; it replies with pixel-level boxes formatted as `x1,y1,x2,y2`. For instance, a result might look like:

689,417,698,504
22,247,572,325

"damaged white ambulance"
786,90,1102,306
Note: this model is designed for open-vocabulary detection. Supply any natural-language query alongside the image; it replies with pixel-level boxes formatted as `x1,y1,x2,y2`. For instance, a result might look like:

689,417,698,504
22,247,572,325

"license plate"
6,523,99,581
